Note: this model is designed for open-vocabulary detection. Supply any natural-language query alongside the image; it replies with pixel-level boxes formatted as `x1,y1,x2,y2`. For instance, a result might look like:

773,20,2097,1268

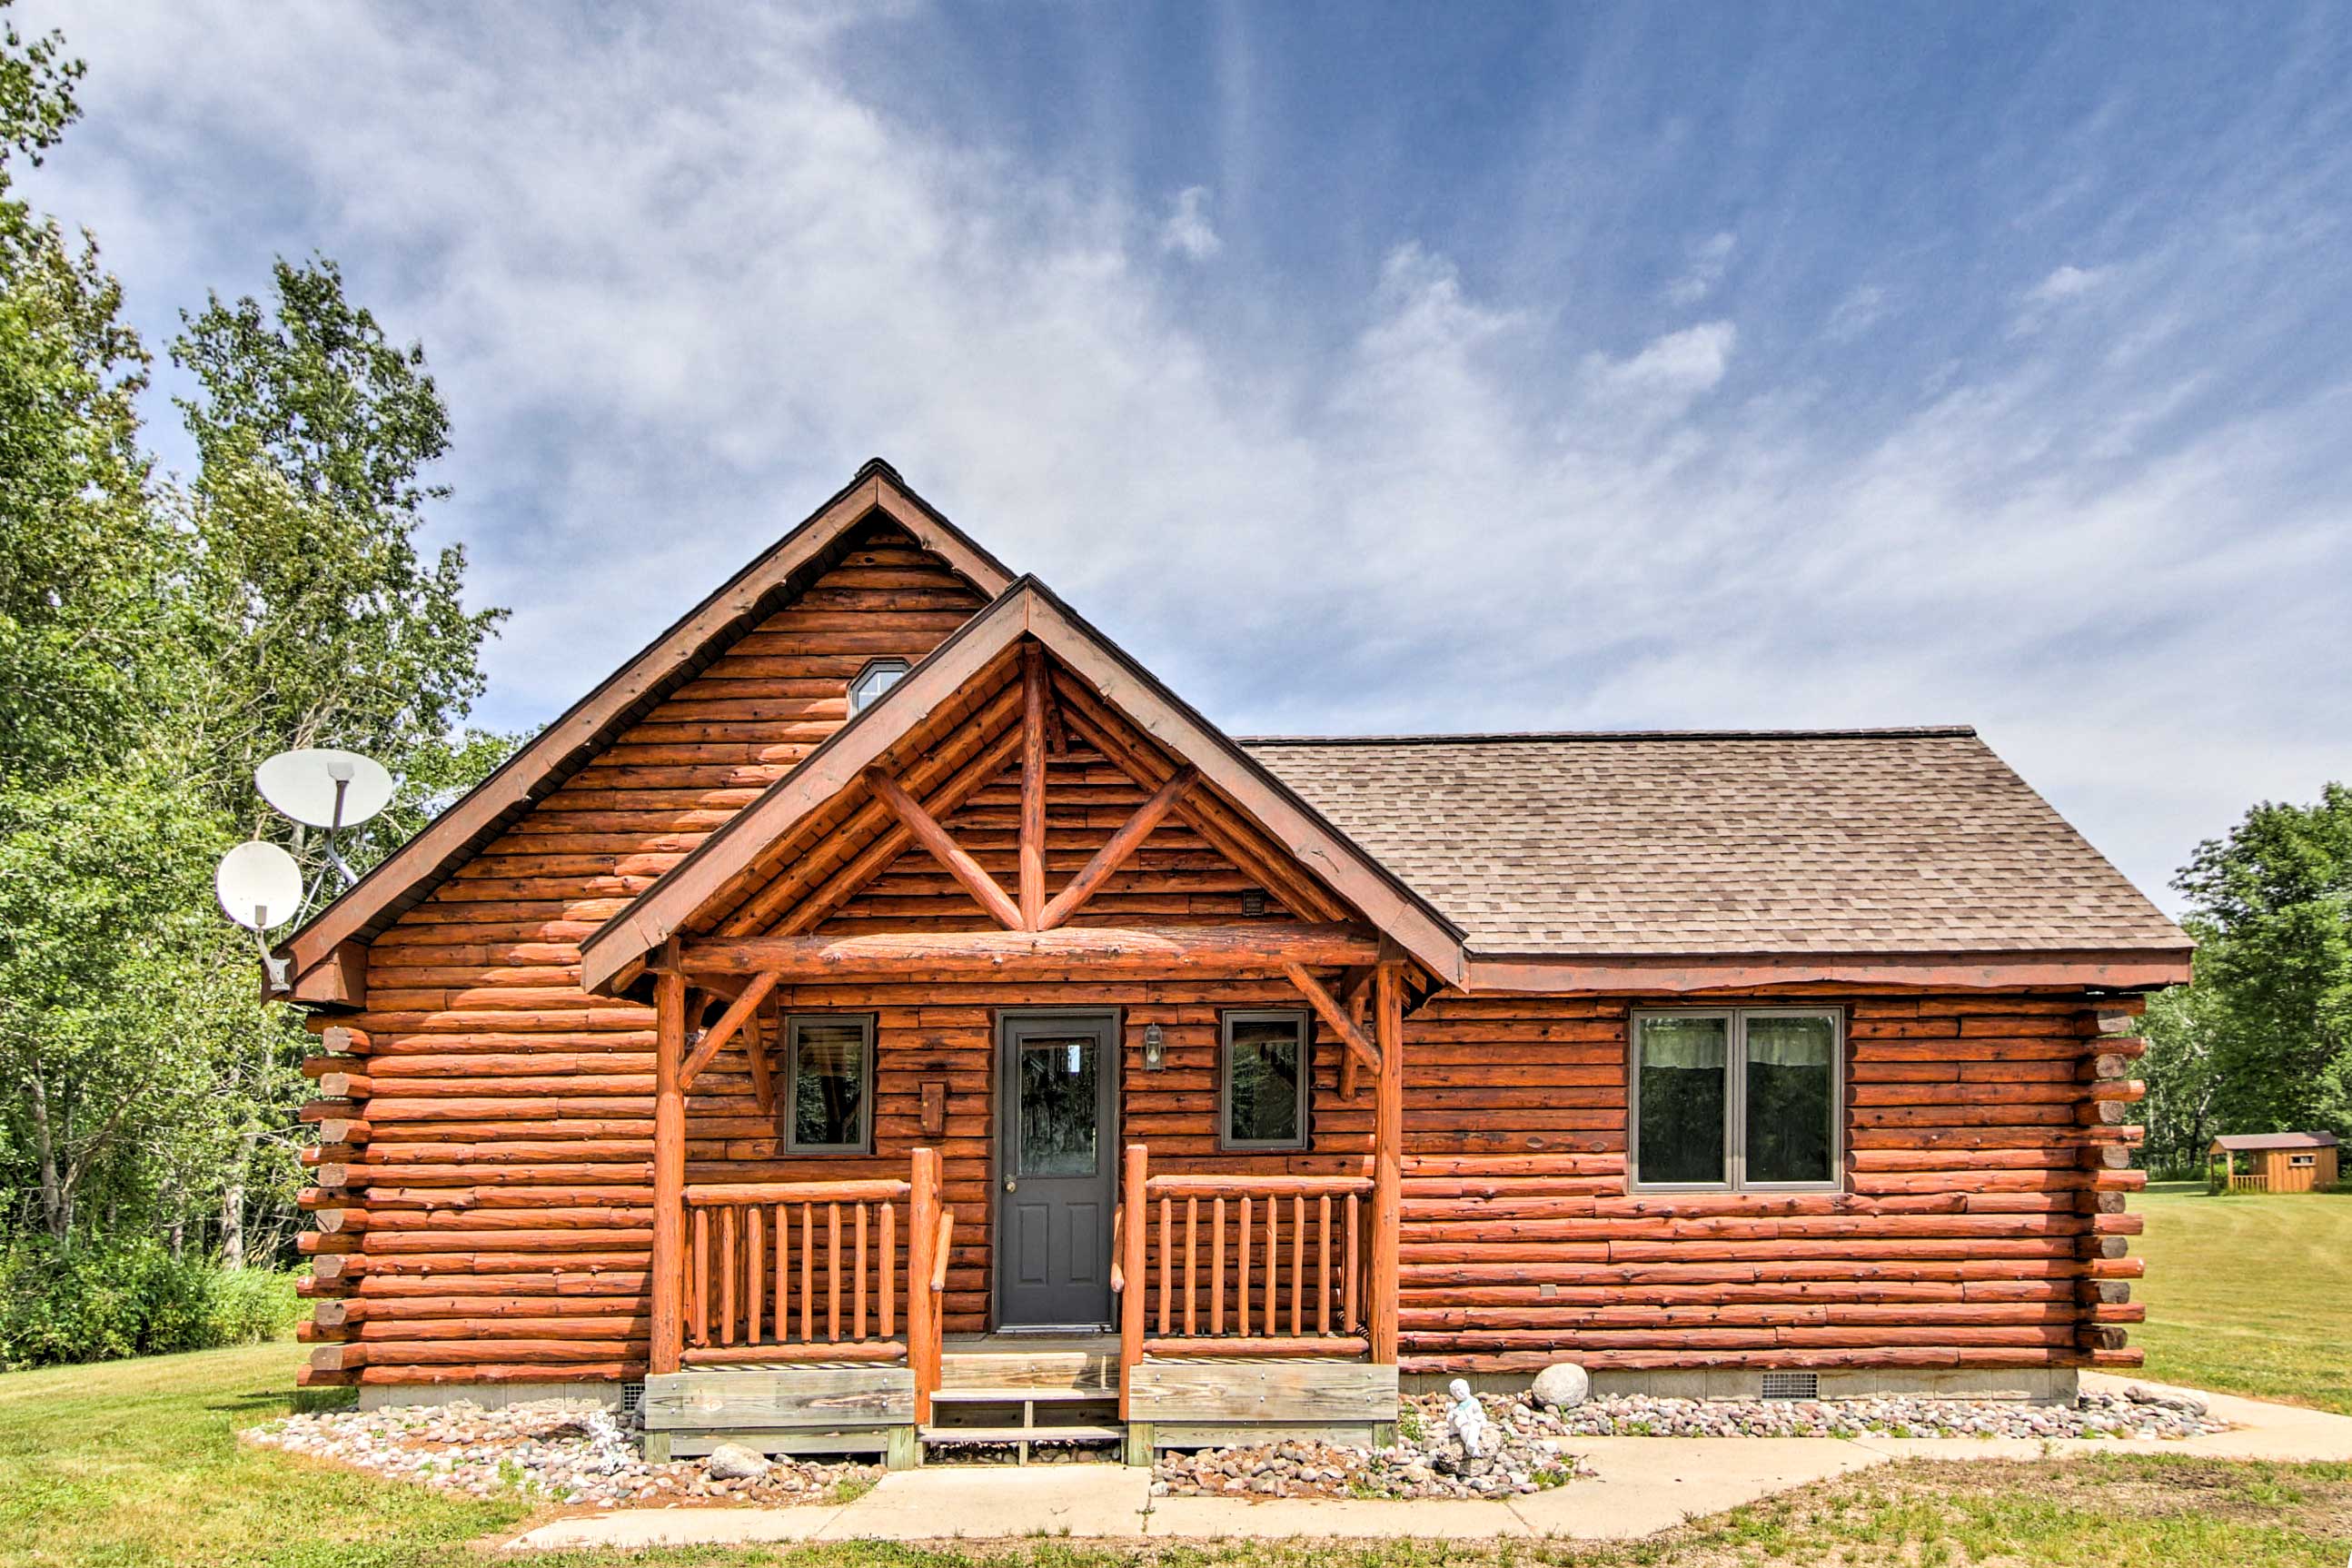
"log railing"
680,1178,909,1365
1117,1146,1373,1366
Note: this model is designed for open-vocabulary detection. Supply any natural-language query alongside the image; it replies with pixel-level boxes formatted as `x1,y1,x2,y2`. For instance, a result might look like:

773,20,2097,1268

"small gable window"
849,658,910,716
784,1014,874,1154
1220,1009,1310,1150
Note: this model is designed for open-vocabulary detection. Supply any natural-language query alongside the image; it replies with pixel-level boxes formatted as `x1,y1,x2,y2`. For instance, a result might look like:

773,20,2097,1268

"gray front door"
995,1011,1118,1328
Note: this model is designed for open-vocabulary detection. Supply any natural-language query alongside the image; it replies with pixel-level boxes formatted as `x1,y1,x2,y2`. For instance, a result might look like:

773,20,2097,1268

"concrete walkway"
508,1374,2352,1550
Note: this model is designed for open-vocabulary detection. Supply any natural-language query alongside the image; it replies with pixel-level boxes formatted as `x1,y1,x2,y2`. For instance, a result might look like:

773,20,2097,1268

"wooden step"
938,1340,1117,1393
929,1386,1115,1404
919,1424,1123,1444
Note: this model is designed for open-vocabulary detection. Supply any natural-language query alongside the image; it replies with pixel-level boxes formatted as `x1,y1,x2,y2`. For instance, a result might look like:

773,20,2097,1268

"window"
1631,1008,1841,1191
2290,1153,2317,1167
848,658,910,716
783,1015,874,1153
1220,1009,1310,1149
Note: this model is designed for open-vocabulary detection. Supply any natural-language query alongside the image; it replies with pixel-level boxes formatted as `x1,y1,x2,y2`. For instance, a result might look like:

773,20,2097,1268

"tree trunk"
27,1068,71,1244
219,1120,261,1269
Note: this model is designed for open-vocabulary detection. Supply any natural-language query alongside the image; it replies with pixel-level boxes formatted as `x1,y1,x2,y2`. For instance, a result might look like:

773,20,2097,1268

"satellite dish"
216,840,304,931
256,748,394,829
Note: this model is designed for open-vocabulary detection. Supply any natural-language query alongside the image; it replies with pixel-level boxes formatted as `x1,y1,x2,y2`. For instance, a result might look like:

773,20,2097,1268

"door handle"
1004,1176,1017,1192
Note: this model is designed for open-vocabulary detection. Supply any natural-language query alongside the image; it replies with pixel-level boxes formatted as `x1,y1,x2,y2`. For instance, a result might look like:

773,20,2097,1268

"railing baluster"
720,1205,739,1346
1270,1203,1288,1335
1344,1192,1361,1334
747,1204,764,1345
855,1202,869,1341
1237,1195,1252,1337
1209,1196,1226,1336
1291,1195,1305,1336
827,1202,843,1343
799,1203,814,1341
1156,1196,1173,1335
1316,1195,1331,1335
690,1206,710,1346
1183,1197,1197,1336
780,1213,799,1345
879,1201,896,1339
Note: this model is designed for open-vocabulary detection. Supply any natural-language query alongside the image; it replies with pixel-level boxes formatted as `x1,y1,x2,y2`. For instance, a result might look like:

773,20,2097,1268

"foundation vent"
620,1381,644,1414
1761,1372,1820,1402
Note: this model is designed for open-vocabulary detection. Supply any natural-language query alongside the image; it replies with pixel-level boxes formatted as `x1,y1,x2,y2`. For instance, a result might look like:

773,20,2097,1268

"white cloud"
16,3,2352,912
1159,185,1222,260
1664,230,1737,305
1825,284,1887,341
2027,263,2112,303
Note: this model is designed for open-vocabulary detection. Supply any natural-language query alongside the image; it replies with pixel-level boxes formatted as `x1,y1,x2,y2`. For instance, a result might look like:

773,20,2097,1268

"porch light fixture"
1142,1023,1166,1070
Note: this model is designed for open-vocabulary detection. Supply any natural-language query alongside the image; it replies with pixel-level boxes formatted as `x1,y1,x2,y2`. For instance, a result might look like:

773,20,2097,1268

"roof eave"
1459,945,2196,995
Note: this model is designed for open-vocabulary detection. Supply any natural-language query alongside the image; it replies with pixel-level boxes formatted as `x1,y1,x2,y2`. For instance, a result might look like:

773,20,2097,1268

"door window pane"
1743,1014,1837,1184
1637,1015,1728,1185
1224,1013,1306,1148
788,1017,870,1152
1018,1036,1098,1176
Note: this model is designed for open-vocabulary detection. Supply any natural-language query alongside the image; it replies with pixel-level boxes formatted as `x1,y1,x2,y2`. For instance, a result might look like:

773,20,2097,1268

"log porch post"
1369,959,1404,1366
1118,1143,1148,1419
650,962,689,1375
908,1146,940,1425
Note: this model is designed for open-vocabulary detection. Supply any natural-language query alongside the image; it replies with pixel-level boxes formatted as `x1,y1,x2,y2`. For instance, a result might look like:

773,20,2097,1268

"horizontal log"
683,1180,909,1205
676,923,1382,979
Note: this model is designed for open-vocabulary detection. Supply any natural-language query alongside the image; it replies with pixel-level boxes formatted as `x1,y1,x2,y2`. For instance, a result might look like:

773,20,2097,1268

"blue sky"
17,3,2352,911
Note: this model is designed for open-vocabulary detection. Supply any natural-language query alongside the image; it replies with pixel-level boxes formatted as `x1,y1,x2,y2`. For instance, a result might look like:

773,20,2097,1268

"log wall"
1394,991,2145,1376
298,522,989,1385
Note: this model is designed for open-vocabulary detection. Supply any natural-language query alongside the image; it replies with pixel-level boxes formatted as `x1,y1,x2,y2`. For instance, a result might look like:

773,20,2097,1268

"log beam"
1019,640,1048,929
677,970,779,1092
1038,764,1199,929
860,765,1023,930
681,922,1382,979
1281,960,1381,1075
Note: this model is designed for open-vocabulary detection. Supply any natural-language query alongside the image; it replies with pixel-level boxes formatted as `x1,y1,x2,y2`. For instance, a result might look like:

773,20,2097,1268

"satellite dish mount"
222,748,395,993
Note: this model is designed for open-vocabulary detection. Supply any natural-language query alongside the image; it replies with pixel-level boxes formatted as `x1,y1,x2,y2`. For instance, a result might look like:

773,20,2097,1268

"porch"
640,1147,1401,1464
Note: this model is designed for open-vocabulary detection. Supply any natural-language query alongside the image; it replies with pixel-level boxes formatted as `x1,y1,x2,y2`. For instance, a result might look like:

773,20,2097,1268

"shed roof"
1242,729,2189,961
2211,1132,2339,1151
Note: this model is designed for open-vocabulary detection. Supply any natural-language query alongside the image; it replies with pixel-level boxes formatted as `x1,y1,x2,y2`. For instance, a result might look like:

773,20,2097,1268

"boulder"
703,1442,770,1481
1530,1363,1591,1410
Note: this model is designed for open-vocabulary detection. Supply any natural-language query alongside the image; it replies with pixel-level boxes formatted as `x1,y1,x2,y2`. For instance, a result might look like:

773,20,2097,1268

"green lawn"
2133,1180,2352,1414
5,1341,2351,1567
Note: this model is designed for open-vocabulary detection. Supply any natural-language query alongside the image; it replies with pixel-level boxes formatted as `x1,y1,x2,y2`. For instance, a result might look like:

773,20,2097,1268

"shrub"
0,1239,301,1370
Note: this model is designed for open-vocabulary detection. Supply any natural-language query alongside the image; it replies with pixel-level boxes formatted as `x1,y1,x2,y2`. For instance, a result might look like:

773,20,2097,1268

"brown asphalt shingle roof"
1239,728,2188,958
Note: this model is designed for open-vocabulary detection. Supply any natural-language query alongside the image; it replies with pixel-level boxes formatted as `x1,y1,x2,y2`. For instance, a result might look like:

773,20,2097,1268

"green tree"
2166,784,2352,1147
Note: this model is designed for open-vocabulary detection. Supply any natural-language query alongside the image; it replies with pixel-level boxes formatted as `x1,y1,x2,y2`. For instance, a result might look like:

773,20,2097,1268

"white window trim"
1218,1007,1312,1152
782,1012,876,1155
1627,1007,1844,1195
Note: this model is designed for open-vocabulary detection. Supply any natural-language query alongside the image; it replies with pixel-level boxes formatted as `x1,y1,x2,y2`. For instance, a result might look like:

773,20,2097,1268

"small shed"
2209,1132,2339,1194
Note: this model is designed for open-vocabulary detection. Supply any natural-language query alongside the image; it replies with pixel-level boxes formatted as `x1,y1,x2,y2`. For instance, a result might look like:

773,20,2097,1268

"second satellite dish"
215,840,304,930
257,748,395,829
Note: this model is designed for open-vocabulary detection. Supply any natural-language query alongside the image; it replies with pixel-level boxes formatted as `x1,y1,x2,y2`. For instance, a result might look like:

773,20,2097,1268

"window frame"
1217,1007,1313,1152
847,657,911,717
1627,1006,1844,1195
780,1012,877,1156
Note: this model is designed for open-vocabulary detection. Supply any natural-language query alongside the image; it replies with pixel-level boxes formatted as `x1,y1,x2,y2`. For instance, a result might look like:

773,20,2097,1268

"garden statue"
1444,1377,1493,1473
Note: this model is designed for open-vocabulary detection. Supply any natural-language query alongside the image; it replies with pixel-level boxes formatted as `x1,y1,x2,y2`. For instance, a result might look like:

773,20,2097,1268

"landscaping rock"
243,1398,880,1510
1530,1362,1591,1410
703,1442,769,1481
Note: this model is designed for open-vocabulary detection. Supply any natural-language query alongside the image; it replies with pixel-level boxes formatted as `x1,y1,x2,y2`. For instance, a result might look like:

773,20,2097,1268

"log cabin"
278,459,2191,1463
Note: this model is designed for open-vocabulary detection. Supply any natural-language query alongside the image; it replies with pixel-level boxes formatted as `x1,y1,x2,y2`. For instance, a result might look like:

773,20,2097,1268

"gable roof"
576,577,1469,994
2212,1132,2337,1151
1243,729,2191,980
276,460,1014,998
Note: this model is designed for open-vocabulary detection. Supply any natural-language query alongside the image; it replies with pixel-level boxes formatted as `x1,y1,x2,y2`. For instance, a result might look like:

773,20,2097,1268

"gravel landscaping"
245,1378,2231,1513
1152,1382,2232,1502
245,1400,880,1509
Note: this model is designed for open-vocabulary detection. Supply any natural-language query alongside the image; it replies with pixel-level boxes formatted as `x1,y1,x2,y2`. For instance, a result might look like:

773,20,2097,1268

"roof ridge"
1237,726,1980,746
